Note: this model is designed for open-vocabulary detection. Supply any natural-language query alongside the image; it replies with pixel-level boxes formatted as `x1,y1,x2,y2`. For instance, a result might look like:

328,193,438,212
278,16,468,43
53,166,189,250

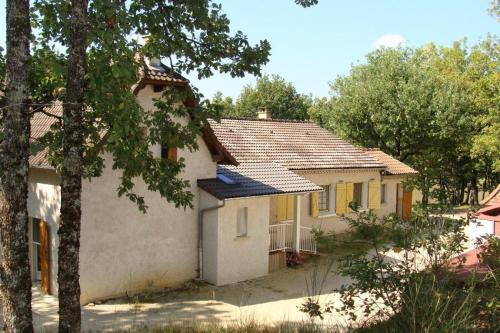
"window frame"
381,183,387,204
353,182,364,208
318,185,330,212
236,207,248,238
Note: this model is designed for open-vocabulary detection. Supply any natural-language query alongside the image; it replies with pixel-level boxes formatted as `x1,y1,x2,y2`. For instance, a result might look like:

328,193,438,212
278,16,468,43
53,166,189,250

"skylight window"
217,173,237,185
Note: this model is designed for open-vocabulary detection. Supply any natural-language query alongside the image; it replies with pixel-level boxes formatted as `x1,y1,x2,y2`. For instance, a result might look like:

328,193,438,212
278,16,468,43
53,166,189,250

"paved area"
5,257,361,332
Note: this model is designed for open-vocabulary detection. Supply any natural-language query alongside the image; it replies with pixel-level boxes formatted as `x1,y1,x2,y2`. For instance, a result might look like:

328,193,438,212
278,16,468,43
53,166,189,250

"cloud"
372,34,407,49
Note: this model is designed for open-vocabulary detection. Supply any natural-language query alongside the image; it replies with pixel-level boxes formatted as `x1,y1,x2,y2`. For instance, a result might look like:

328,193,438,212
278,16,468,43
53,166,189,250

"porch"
268,194,317,255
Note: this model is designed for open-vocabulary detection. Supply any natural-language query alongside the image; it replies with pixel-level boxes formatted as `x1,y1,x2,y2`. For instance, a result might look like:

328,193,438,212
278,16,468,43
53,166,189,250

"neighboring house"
25,60,417,304
480,184,500,206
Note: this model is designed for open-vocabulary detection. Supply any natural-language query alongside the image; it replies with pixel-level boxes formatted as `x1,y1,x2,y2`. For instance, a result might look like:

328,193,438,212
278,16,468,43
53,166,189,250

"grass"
114,322,344,333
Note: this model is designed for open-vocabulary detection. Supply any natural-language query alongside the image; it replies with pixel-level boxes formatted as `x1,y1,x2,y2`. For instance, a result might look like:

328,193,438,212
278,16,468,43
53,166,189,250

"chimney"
257,107,272,119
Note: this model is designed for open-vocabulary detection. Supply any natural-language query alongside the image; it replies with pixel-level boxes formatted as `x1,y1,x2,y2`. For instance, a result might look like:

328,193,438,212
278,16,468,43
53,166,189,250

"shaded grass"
114,322,344,333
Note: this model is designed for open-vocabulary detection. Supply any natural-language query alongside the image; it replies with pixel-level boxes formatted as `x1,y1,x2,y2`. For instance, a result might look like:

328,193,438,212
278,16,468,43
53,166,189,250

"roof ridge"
219,116,312,124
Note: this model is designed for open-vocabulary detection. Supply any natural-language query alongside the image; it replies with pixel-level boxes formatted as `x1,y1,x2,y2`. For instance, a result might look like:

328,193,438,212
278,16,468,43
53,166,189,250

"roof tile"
207,118,385,170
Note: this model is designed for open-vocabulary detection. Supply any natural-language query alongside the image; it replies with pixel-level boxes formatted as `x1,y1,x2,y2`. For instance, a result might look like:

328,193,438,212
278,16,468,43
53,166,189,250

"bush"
333,208,499,332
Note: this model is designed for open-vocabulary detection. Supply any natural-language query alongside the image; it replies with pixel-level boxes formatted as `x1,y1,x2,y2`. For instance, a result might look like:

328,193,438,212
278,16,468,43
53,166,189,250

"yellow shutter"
310,192,319,217
277,196,287,221
336,183,347,215
346,182,354,212
368,180,381,210
286,195,295,220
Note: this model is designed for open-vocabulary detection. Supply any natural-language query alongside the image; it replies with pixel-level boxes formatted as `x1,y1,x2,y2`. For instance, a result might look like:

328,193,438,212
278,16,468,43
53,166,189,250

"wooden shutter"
368,180,381,210
402,191,413,220
277,196,287,221
167,147,177,161
310,192,319,217
161,146,177,161
39,220,50,294
286,195,295,220
346,183,354,212
336,183,347,215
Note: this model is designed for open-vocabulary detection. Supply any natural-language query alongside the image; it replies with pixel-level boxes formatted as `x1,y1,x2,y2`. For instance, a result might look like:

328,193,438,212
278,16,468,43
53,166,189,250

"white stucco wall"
27,168,61,295
76,85,218,303
200,193,270,286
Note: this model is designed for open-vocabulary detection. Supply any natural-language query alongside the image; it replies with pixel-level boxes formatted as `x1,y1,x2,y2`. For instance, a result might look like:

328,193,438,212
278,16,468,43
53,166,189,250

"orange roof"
207,118,385,170
362,149,417,176
481,184,500,206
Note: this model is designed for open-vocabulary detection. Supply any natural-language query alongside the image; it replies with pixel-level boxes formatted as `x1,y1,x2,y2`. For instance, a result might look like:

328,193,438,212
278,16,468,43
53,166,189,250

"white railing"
269,222,317,254
269,222,293,252
300,226,317,254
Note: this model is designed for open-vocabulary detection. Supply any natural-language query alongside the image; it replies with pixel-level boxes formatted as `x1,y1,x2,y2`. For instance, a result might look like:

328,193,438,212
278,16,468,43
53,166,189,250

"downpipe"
197,199,225,281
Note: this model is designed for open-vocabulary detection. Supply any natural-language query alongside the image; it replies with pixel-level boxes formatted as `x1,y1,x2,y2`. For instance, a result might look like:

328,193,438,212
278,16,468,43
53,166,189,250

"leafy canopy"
215,74,312,120
30,0,276,212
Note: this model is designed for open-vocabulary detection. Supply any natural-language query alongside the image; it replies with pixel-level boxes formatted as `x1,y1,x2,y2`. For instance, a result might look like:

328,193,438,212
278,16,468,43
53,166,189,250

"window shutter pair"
368,180,381,210
335,183,354,215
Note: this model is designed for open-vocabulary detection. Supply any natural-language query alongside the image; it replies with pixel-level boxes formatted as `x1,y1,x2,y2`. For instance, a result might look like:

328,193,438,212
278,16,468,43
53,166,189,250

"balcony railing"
269,222,316,254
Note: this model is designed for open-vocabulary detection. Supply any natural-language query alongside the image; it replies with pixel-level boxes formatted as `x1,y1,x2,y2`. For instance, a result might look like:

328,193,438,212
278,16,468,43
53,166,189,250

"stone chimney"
257,107,272,119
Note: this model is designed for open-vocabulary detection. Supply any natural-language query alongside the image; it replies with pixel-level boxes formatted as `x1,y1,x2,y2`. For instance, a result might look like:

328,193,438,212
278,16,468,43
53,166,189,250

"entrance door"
402,191,413,220
32,218,50,293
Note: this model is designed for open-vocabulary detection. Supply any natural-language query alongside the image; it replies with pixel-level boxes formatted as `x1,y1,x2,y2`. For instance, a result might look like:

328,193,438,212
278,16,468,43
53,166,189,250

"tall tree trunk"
0,0,34,332
469,178,479,206
58,0,87,332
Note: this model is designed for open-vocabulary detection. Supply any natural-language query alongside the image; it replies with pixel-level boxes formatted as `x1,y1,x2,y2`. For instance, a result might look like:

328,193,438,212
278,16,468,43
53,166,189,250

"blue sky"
0,0,498,99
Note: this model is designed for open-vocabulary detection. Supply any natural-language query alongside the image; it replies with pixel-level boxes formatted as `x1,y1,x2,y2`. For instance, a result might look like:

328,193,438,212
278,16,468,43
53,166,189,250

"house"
26,60,417,304
480,184,500,206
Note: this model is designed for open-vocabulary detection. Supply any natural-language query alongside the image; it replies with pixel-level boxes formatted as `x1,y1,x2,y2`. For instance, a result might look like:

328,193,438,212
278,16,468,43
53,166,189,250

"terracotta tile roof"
362,149,418,176
481,184,500,206
29,102,63,168
206,118,385,170
198,163,323,200
133,60,189,94
142,61,188,85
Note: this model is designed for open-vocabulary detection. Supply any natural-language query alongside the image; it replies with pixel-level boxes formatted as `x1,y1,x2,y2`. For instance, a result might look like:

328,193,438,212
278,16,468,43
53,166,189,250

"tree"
33,0,317,330
0,0,34,331
57,0,88,331
233,74,311,120
320,42,498,206
211,91,235,116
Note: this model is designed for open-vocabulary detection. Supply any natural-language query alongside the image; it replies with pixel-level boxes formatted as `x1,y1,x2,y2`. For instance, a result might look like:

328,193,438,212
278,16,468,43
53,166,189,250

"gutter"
197,199,225,281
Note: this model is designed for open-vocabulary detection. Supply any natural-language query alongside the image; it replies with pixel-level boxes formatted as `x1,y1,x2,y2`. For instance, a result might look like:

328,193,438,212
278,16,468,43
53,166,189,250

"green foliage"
222,74,312,120
334,209,498,332
211,91,235,115
30,0,274,211
316,39,499,206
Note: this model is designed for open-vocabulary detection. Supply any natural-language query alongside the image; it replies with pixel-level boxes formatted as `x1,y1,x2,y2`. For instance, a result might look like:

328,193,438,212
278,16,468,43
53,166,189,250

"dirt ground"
8,256,362,332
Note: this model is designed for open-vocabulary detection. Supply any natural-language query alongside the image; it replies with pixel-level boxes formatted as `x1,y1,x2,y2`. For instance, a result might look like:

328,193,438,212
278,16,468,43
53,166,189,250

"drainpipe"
197,199,225,281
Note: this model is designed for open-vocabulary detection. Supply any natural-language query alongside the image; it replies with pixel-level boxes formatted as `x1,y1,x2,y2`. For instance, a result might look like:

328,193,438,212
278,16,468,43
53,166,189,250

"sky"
0,0,498,100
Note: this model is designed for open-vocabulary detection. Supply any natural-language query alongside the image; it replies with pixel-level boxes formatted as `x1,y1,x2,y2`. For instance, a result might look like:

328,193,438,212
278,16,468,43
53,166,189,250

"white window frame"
353,182,364,209
236,207,248,238
319,185,331,212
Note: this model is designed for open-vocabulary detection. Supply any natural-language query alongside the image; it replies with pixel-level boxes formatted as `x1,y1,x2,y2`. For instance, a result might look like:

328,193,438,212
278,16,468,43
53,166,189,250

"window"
319,185,330,212
353,183,363,207
31,218,42,281
161,145,177,161
381,184,387,204
237,207,248,237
